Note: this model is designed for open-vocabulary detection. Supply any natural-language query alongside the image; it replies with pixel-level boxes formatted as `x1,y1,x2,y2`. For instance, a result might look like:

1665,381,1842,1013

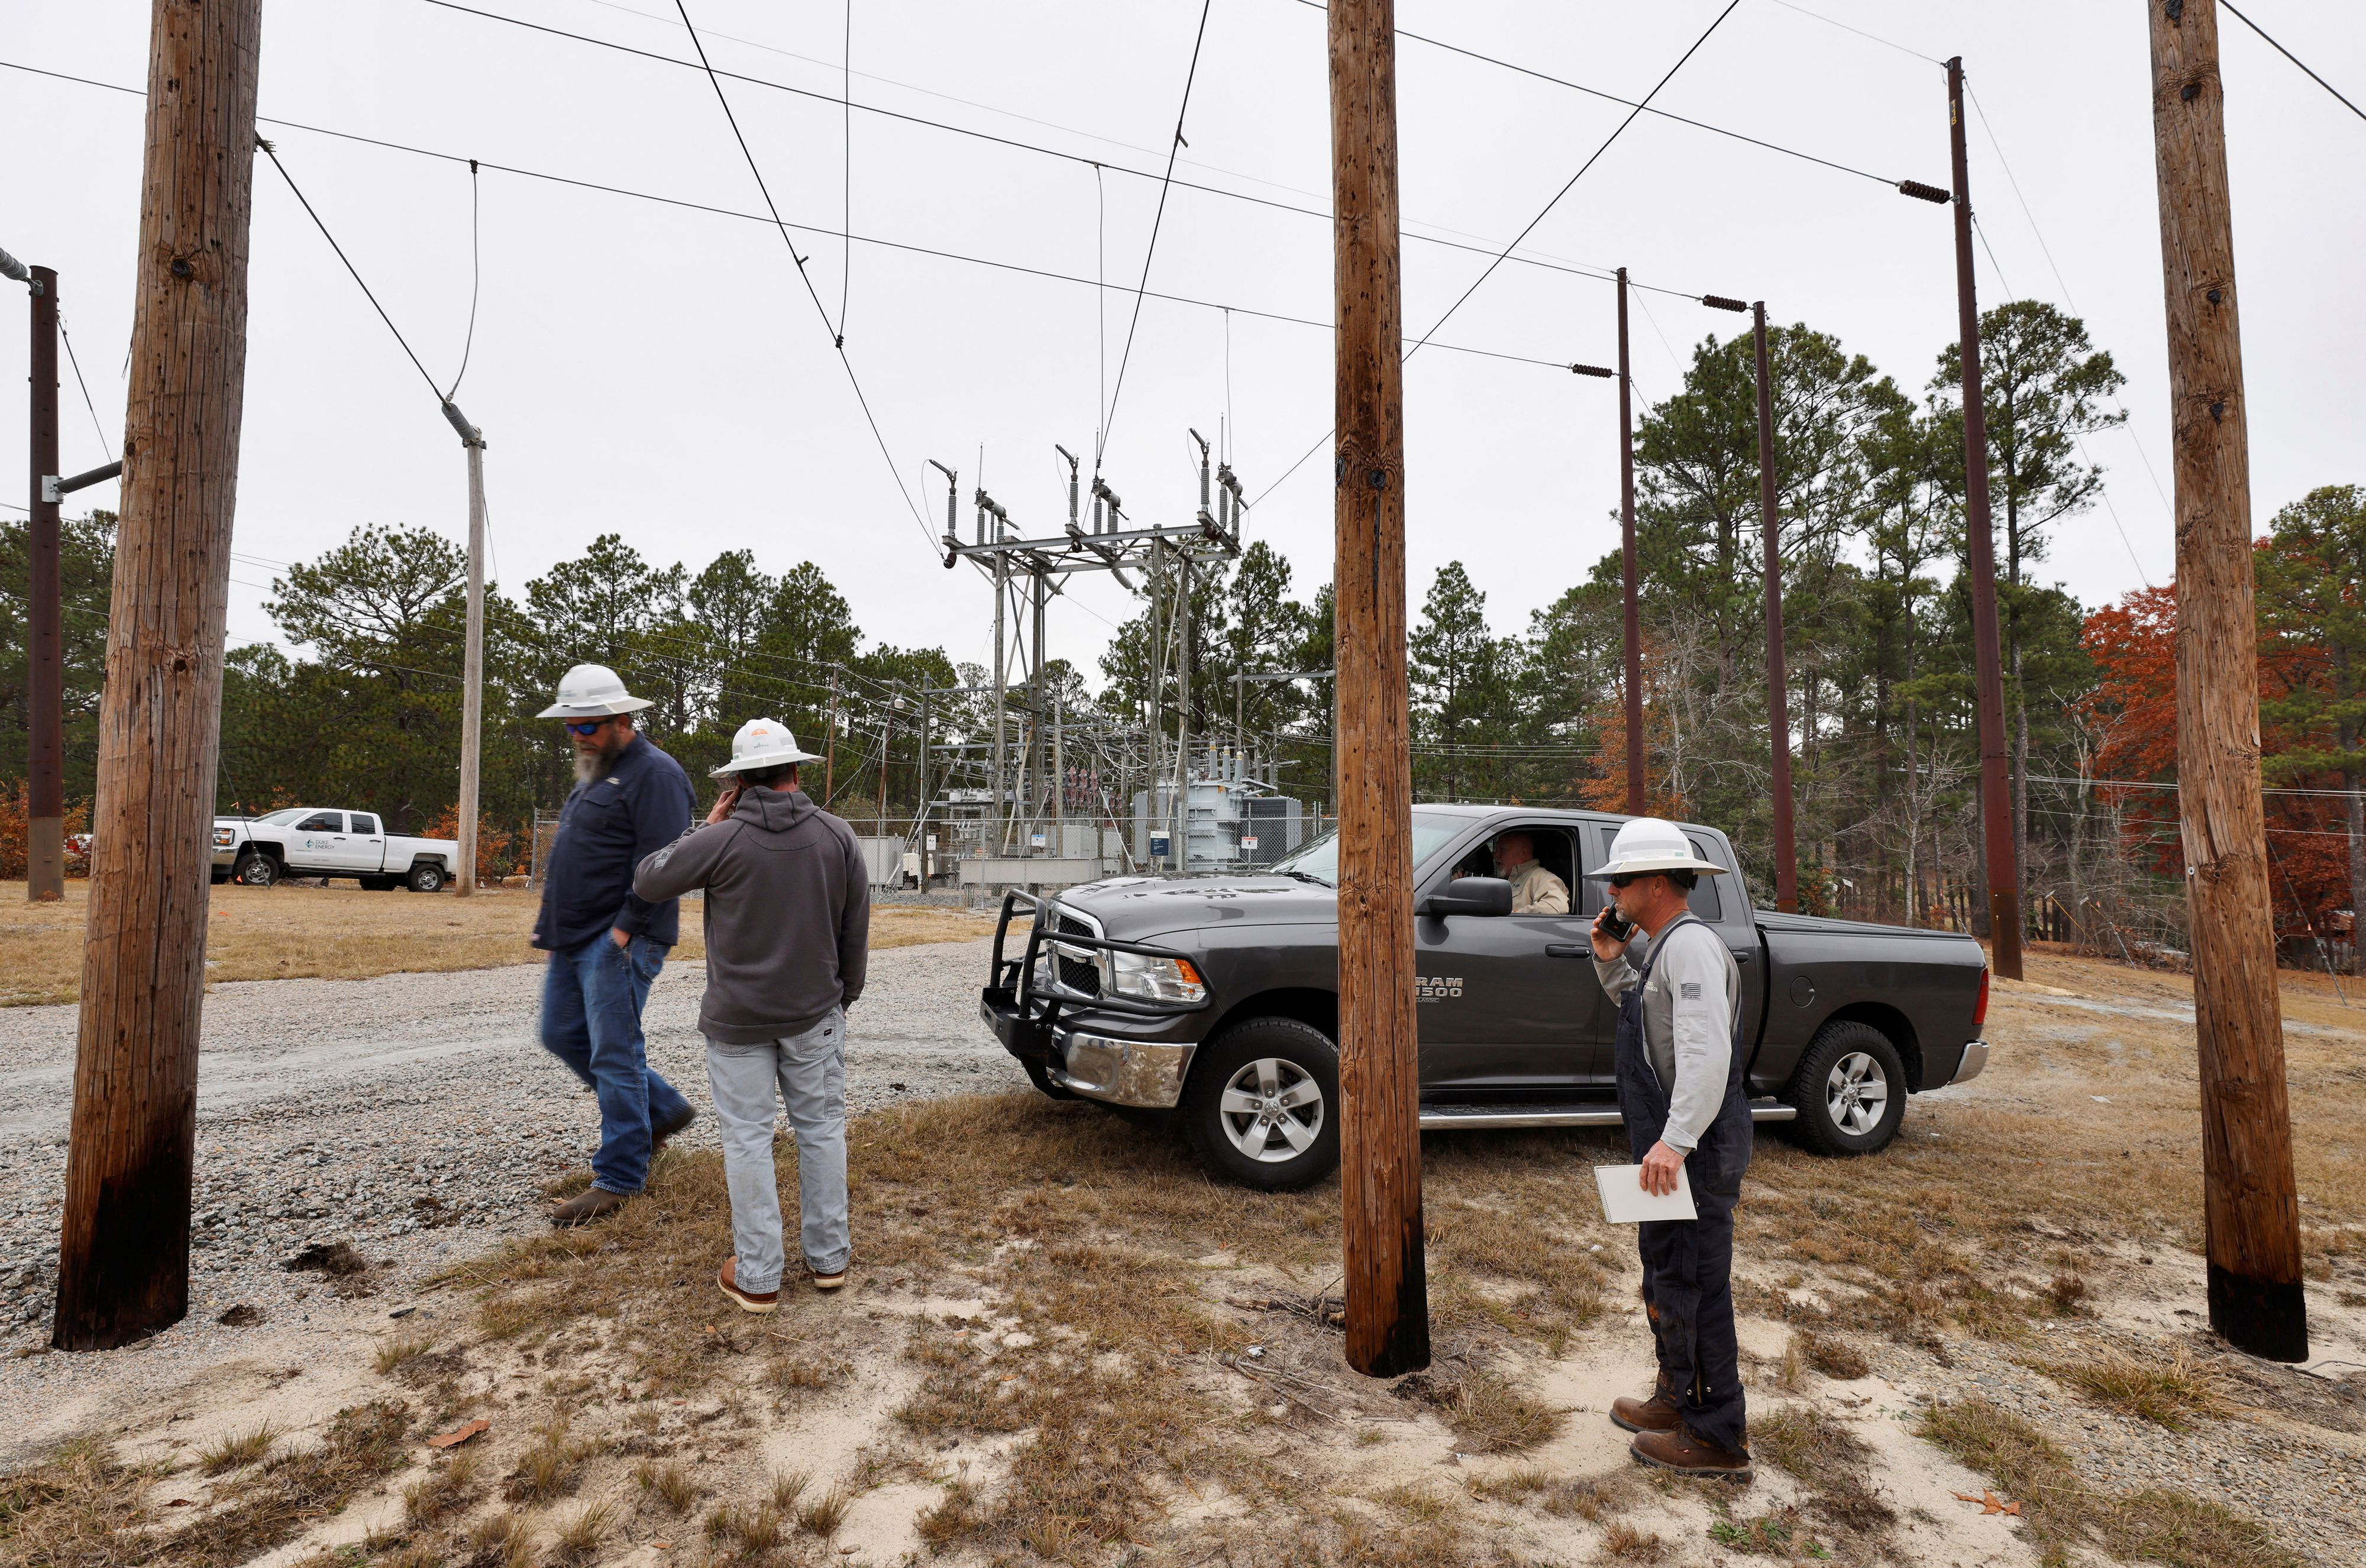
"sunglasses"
564,719,616,737
1607,874,1646,889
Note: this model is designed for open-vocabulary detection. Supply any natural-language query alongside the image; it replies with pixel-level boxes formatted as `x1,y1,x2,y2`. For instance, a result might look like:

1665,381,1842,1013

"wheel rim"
1825,1050,1890,1136
1216,1057,1324,1163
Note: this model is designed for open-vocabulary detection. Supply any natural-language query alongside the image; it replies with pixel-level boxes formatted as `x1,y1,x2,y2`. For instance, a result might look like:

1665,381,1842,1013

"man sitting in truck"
1492,831,1570,914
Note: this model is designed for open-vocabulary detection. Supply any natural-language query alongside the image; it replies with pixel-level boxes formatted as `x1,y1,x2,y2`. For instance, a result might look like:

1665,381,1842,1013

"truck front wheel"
1783,1020,1906,1157
232,851,277,888
1183,1018,1340,1192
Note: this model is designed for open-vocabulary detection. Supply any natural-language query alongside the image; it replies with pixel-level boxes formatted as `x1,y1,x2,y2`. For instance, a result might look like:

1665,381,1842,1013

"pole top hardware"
1701,294,1749,313
1896,179,1953,203
0,247,29,284
43,461,124,503
1570,363,1615,378
441,400,485,447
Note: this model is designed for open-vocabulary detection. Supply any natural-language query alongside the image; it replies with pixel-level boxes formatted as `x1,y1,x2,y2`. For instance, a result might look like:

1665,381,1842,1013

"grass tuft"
197,1424,277,1476
372,1336,435,1378
796,1482,852,1537
633,1459,700,1514
547,1501,612,1566
2038,1343,2228,1431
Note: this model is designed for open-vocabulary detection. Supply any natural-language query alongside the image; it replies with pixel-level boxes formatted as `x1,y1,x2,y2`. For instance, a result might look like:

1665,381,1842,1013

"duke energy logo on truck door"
1415,975,1464,1002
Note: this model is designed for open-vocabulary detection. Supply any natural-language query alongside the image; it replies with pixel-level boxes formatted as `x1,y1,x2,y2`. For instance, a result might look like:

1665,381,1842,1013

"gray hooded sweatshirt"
632,785,870,1045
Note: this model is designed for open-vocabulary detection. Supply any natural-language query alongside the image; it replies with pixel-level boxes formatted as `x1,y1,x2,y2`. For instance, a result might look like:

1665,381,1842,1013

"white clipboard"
1594,1163,1698,1224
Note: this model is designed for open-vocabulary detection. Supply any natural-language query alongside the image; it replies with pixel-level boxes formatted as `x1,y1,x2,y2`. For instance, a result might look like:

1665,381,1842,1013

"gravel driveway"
0,939,1021,1446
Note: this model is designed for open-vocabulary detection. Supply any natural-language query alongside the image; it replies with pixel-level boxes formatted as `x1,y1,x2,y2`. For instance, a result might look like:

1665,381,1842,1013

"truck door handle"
1735,952,1754,964
1544,943,1586,957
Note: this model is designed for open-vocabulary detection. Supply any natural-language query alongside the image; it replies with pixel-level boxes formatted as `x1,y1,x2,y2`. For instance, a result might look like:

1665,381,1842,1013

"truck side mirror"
1420,877,1513,918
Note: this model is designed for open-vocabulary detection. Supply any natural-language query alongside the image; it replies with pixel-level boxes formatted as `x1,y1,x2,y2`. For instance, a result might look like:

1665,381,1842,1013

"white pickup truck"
211,808,461,892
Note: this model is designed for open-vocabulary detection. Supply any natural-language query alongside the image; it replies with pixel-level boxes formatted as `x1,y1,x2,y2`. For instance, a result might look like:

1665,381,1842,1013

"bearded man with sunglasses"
1585,817,1753,1483
532,664,699,1227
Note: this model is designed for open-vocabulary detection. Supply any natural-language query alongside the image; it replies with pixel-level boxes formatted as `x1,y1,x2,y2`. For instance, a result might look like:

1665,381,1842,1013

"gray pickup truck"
981,805,1992,1189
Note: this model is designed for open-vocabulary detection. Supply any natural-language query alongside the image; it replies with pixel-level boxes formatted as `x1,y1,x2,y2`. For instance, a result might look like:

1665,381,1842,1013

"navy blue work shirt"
532,732,696,952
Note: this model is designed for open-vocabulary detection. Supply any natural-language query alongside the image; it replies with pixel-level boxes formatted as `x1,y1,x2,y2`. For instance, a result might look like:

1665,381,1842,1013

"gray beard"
573,749,613,786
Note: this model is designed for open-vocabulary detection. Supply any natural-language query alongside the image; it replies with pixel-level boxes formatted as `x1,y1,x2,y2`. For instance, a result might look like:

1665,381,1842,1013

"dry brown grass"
1918,1396,2299,1568
2032,1341,2229,1431
0,881,993,1004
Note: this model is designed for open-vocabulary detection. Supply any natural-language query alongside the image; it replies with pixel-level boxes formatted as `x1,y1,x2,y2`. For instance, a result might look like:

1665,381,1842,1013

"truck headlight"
1102,950,1205,1004
212,829,234,847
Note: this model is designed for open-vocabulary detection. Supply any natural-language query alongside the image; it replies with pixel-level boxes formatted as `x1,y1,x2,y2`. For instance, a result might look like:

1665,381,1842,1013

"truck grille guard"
989,890,1210,1029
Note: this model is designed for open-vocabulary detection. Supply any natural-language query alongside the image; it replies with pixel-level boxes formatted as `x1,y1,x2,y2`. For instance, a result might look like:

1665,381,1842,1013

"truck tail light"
1973,966,1990,1029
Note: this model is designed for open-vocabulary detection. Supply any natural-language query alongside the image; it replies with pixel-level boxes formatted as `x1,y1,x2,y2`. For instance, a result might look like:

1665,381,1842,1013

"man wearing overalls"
1586,817,1754,1482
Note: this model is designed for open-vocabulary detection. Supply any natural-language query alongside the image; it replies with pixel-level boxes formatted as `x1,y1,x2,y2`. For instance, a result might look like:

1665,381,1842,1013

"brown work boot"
549,1186,629,1228
717,1257,779,1314
1630,1425,1753,1483
1611,1370,1685,1434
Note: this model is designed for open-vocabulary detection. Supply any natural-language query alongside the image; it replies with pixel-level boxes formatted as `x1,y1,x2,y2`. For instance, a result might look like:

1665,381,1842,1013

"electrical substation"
916,429,1311,890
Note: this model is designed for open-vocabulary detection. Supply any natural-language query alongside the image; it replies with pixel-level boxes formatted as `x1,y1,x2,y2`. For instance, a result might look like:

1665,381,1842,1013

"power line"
1098,0,1213,463
1762,0,1943,67
670,0,930,548
1256,0,1746,508
1408,0,1744,360
444,158,483,401
258,139,444,401
2221,1,2366,125
3,56,1580,374
54,311,113,467
401,5,1725,305
1284,0,1908,187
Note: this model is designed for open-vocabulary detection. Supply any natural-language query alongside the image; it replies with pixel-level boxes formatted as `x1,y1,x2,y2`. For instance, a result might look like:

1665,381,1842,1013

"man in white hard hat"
634,718,870,1309
1585,816,1754,1482
532,664,699,1227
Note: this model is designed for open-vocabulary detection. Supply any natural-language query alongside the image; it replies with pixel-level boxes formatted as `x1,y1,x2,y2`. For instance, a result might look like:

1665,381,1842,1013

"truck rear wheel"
1183,1017,1340,1192
408,861,447,893
1783,1020,1906,1157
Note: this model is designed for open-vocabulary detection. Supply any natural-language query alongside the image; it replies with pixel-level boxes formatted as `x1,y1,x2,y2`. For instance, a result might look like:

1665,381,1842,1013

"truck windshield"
1268,813,1467,887
254,808,311,826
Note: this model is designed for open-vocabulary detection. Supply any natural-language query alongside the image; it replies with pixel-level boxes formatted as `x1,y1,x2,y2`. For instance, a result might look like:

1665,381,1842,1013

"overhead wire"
1253,0,1745,507
2220,1,2366,125
3,57,1581,374
444,158,483,401
53,311,114,465
1097,0,1213,461
670,0,932,548
397,5,1735,306
838,0,852,342
257,139,445,402
1282,0,1906,187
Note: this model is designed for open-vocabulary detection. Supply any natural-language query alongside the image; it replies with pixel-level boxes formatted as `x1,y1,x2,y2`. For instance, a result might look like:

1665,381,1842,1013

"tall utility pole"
55,0,264,1350
1947,56,2025,978
2147,0,2305,1362
22,261,65,901
1329,0,1429,1380
1752,303,1799,913
916,684,932,884
443,400,486,895
1618,267,1644,816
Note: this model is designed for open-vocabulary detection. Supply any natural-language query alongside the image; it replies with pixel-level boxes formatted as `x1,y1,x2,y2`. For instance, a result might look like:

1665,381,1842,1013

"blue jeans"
540,933,693,1195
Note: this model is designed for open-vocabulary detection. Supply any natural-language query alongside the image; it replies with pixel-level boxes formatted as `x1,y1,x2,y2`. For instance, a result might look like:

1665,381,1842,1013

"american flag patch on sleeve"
1679,981,1702,1000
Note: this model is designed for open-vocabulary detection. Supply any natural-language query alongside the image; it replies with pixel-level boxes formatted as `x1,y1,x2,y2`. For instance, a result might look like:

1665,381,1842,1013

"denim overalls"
1614,914,1751,1454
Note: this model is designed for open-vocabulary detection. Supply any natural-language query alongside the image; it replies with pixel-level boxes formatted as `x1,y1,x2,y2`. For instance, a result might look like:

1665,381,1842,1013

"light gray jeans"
704,1007,849,1290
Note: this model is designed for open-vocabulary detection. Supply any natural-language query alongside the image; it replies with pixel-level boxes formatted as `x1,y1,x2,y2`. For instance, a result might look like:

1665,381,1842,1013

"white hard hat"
710,717,824,777
1584,816,1726,879
538,663,652,719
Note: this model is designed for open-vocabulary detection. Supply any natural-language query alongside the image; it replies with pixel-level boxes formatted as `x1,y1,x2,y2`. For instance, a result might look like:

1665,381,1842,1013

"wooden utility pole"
2147,0,2306,1361
24,263,66,901
1617,267,1644,816
445,402,486,895
1947,56,2025,978
1753,303,1799,913
54,0,263,1350
1329,0,1429,1379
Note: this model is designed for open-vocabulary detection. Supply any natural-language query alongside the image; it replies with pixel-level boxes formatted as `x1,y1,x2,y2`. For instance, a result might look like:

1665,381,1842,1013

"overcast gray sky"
5,1,2362,687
